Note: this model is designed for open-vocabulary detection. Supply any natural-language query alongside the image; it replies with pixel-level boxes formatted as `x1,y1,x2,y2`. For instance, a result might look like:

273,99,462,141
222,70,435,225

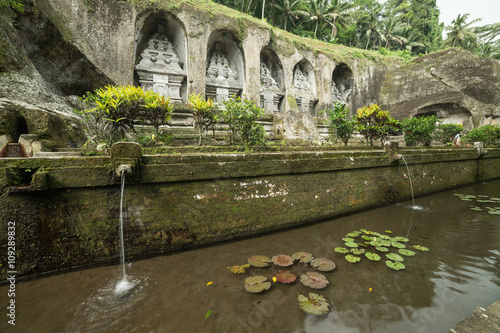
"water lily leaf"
386,253,404,262
275,270,297,284
300,272,329,289
375,246,389,252
345,254,361,263
342,237,355,243
471,207,483,211
244,276,271,293
272,254,294,267
310,258,336,272
413,245,429,252
248,255,272,267
292,252,314,263
378,234,391,240
297,293,330,316
227,264,250,274
345,242,359,248
361,235,373,241
385,260,406,271
391,241,406,249
334,247,349,254
350,248,365,255
365,251,381,261
398,249,416,256
393,236,409,242
385,230,392,234
346,231,362,237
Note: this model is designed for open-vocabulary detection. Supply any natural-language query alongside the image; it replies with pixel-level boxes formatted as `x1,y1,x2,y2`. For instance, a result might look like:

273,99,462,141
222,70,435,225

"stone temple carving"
135,25,186,103
331,81,351,105
260,63,283,113
206,43,242,102
293,67,317,114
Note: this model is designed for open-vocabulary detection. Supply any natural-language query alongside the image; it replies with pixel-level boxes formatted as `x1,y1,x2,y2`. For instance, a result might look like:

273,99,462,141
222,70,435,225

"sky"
436,0,500,28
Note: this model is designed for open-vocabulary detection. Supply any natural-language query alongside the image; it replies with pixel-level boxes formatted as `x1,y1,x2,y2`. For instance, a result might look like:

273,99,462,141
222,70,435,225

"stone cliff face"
0,0,498,147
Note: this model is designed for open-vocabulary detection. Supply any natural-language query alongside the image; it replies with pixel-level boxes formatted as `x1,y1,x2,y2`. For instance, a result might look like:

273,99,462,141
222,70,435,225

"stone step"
33,151,82,158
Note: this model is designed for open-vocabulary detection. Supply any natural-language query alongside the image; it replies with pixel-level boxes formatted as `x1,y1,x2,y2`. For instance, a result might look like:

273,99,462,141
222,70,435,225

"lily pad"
350,248,365,255
345,254,361,263
334,247,350,254
292,252,314,263
391,241,406,249
248,255,272,267
342,237,355,243
346,231,362,237
310,258,336,272
399,249,416,256
393,236,409,242
300,272,329,289
272,254,294,267
375,246,389,252
413,245,429,252
244,276,271,293
297,293,330,316
345,242,359,248
386,253,404,262
365,251,381,261
385,230,393,234
275,270,297,284
227,264,250,274
385,260,406,271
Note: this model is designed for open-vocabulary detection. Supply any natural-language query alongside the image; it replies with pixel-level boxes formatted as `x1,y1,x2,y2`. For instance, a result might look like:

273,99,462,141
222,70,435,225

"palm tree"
380,16,408,50
443,13,482,48
303,0,336,38
325,0,353,42
271,0,307,31
362,9,385,49
401,28,425,52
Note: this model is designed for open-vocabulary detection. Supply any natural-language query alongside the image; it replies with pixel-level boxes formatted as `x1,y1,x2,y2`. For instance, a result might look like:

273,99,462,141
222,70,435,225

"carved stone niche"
206,43,242,102
293,63,317,115
260,63,283,113
331,63,353,105
135,24,186,103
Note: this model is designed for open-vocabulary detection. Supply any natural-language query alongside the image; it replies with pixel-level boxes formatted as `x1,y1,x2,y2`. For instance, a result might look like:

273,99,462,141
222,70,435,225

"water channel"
1,179,499,332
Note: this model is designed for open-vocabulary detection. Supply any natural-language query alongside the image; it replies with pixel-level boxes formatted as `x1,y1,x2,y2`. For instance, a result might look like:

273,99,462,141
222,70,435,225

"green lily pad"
310,258,336,272
385,260,406,271
385,230,392,234
298,293,330,316
244,276,271,293
393,236,409,242
345,255,361,263
292,252,314,263
375,246,389,252
334,247,349,254
346,231,362,237
361,235,373,241
378,234,391,240
345,242,359,248
365,251,381,261
342,237,355,243
350,248,365,255
413,245,429,252
391,241,406,249
248,255,272,267
386,253,404,262
398,249,416,256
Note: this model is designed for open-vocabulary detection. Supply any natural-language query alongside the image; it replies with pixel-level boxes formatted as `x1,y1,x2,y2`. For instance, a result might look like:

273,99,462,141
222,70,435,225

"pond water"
1,180,500,333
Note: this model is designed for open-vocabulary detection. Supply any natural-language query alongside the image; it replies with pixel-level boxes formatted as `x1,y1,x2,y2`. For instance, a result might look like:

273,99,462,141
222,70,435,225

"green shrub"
464,125,500,146
434,123,463,145
322,102,356,146
401,116,438,146
187,93,217,145
220,97,265,146
355,104,400,146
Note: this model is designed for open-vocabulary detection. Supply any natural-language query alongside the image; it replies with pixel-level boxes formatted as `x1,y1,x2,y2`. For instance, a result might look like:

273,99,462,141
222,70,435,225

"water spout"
116,164,133,176
400,156,423,210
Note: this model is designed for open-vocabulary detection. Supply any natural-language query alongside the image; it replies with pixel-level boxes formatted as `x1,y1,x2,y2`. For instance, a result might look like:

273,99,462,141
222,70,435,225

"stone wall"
1,145,499,279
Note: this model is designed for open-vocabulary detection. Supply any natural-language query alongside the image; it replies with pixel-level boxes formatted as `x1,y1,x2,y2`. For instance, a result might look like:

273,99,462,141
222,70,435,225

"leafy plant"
322,102,356,145
464,124,500,146
355,104,400,146
434,123,463,145
187,93,218,145
220,96,266,146
401,116,438,146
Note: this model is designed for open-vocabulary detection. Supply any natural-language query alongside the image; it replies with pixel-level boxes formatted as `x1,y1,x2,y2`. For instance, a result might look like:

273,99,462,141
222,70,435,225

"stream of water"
1,180,499,332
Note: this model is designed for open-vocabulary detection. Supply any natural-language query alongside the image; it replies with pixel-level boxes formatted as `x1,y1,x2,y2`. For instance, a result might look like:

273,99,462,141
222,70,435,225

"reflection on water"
1,180,499,333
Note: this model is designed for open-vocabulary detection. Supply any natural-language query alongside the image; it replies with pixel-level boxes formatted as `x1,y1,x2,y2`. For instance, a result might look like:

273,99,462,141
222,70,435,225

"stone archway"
134,12,188,103
416,103,473,130
206,30,245,102
259,47,284,114
331,63,353,105
293,59,317,115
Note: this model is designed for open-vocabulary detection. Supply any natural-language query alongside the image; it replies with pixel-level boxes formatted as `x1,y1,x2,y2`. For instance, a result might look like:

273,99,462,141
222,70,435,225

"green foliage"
322,102,356,145
434,123,463,145
0,0,24,13
464,125,500,146
401,115,438,146
77,85,173,148
355,104,400,146
220,96,266,146
187,93,218,145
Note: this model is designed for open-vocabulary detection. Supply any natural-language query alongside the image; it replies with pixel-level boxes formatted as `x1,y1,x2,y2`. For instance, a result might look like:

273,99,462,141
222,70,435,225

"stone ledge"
449,299,500,333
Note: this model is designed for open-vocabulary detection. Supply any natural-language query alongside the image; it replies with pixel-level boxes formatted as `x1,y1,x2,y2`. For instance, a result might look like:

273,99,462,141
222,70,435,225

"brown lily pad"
292,251,314,263
300,272,329,289
244,275,271,293
248,255,272,268
298,293,330,315
310,258,336,272
272,254,294,267
275,270,297,284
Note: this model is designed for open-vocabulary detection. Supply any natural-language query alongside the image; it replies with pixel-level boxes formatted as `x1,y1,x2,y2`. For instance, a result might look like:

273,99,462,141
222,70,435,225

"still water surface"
1,180,500,333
